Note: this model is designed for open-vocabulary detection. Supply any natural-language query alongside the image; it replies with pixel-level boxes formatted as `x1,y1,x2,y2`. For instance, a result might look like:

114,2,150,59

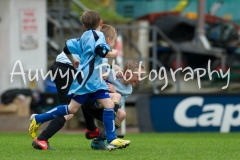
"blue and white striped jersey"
67,30,111,95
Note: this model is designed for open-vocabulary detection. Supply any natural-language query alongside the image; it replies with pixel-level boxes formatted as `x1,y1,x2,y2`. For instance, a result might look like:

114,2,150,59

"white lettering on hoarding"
174,97,240,133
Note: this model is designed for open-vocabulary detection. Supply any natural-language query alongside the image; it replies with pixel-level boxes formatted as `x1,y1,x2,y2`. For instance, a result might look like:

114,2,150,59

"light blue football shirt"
67,30,110,95
65,38,82,55
107,69,133,106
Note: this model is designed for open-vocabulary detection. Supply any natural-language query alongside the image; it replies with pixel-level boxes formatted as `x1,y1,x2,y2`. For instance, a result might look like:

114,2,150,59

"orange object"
185,12,197,19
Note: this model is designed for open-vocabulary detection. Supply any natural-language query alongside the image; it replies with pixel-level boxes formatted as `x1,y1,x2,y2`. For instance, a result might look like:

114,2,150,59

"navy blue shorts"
68,89,110,104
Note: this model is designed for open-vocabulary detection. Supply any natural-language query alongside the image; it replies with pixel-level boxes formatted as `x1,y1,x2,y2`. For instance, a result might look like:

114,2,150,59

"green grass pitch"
0,132,240,160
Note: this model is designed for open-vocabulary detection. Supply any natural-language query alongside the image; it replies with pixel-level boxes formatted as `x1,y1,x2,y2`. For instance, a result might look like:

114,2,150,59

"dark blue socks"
35,105,69,124
103,108,116,143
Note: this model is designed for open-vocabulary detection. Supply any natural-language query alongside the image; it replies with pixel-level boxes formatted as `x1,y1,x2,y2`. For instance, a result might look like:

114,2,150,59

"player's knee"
68,99,81,114
111,93,121,102
64,114,74,121
68,107,78,114
105,101,114,109
117,109,126,121
116,93,121,101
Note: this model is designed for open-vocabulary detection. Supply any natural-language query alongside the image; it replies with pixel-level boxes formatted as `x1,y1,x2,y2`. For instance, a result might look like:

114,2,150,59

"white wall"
0,0,46,95
0,0,11,95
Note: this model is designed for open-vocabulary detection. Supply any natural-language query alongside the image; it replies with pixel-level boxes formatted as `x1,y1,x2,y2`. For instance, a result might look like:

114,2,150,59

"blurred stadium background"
0,0,240,135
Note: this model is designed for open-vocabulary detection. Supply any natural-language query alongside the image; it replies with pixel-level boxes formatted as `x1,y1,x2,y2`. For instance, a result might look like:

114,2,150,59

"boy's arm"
94,33,117,58
107,83,116,93
113,64,122,72
63,42,80,68
105,49,118,58
95,43,112,58
113,65,123,78
65,54,80,68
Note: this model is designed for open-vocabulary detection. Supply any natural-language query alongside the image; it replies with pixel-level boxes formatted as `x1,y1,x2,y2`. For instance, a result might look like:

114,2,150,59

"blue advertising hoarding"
150,95,240,132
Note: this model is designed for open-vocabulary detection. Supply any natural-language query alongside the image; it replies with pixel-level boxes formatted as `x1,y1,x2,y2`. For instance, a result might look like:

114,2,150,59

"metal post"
121,104,126,134
152,28,159,94
176,52,181,93
196,0,206,40
137,21,149,91
154,26,182,93
221,54,226,70
58,0,64,50
114,29,126,134
194,0,210,49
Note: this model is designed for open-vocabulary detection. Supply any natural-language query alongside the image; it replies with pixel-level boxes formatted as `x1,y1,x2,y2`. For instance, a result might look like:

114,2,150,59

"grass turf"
0,132,240,160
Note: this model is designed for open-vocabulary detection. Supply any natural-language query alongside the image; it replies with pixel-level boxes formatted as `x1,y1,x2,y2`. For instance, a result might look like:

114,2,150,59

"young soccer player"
85,60,144,150
30,10,104,150
31,24,126,151
30,10,105,150
29,16,130,150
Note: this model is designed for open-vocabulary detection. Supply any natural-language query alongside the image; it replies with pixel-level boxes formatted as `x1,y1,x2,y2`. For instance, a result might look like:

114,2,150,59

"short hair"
80,10,101,30
100,24,117,40
124,60,144,73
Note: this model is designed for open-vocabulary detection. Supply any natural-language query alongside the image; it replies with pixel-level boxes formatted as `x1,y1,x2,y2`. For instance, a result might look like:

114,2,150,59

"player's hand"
107,82,116,93
102,75,108,80
73,60,80,68
116,71,123,78
102,72,108,80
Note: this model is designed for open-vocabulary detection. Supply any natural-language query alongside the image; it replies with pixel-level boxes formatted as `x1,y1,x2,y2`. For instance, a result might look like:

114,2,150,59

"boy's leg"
82,103,127,150
34,62,75,144
51,62,76,107
95,109,125,143
97,98,115,142
98,98,130,150
114,109,126,129
92,90,130,150
89,107,125,140
32,62,76,149
33,100,99,150
109,93,121,116
37,115,72,140
109,93,121,105
81,99,100,139
81,104,105,149
29,99,82,139
32,115,73,150
97,92,122,130
82,107,97,131
100,92,122,137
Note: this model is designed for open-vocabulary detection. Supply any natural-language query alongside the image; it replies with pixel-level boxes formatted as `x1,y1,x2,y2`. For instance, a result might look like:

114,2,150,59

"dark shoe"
91,139,107,150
